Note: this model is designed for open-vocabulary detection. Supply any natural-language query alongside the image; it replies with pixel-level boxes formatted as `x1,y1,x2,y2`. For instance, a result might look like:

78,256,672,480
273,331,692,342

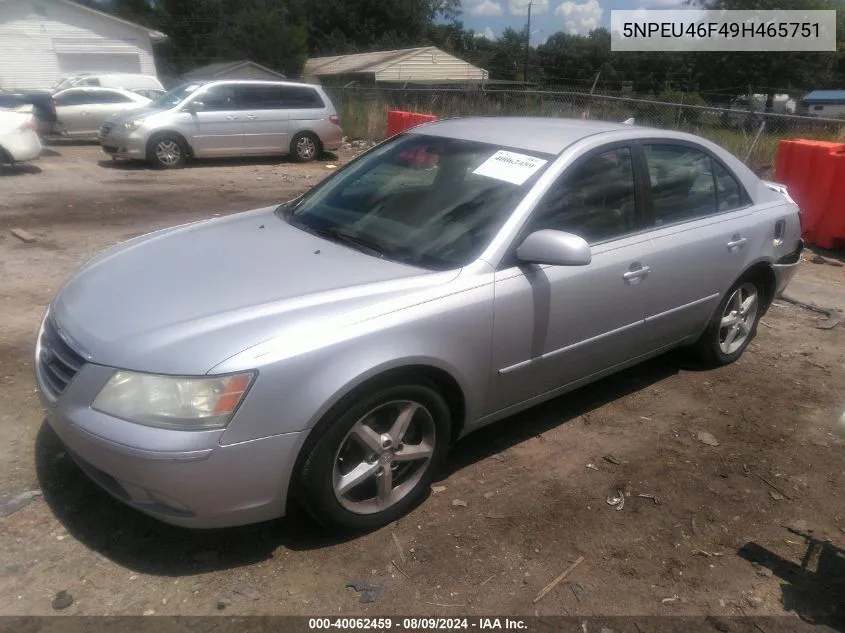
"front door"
185,84,246,156
487,145,653,413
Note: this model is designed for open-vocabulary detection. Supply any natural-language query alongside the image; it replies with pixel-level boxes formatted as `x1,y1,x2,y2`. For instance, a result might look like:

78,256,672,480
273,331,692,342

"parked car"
52,87,150,139
36,118,803,531
52,73,164,92
0,90,57,135
0,108,42,172
98,79,343,168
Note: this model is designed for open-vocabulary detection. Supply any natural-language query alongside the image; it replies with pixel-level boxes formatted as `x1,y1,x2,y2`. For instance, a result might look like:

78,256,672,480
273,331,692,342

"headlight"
92,370,255,430
123,119,144,131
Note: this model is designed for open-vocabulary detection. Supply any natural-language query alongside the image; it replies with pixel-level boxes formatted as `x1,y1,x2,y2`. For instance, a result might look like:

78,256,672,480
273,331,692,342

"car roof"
190,79,322,90
409,116,637,156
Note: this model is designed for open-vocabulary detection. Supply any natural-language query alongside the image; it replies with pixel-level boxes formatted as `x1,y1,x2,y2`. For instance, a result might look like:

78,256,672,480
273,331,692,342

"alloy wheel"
296,136,316,160
332,400,436,514
719,282,758,355
155,139,181,167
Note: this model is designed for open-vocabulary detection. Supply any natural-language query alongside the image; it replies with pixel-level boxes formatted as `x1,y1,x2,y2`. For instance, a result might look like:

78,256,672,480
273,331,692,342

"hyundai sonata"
36,117,803,531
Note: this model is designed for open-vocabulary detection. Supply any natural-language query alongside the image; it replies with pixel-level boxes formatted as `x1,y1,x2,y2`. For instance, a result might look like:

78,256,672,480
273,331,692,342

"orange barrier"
386,110,438,137
774,139,845,249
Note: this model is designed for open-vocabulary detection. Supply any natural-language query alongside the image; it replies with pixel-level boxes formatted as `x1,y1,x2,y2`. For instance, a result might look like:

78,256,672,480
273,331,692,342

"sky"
459,0,686,44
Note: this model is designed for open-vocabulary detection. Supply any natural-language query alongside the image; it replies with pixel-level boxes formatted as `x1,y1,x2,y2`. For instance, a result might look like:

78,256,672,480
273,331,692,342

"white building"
304,47,488,87
0,0,166,91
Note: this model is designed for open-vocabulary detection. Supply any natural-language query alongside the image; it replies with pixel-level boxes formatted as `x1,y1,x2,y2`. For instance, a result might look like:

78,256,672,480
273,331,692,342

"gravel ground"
1,145,844,625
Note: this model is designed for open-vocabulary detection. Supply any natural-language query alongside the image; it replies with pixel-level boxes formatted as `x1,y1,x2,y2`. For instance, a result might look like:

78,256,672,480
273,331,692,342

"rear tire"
298,380,451,532
691,276,763,368
290,132,321,163
147,133,187,169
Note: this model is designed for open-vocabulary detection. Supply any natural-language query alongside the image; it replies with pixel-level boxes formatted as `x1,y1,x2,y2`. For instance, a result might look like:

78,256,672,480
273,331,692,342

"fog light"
146,489,191,513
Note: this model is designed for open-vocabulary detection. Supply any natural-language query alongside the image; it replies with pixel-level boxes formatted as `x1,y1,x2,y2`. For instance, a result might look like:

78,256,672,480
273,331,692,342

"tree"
689,0,842,110
215,0,308,77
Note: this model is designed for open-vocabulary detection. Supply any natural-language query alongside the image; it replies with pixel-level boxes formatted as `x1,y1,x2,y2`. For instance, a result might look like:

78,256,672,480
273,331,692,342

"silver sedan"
53,87,150,139
36,117,803,531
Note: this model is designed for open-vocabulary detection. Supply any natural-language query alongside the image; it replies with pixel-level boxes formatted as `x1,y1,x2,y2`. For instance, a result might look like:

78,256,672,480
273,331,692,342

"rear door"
284,86,329,147
185,83,246,156
237,84,291,154
636,141,759,352
55,89,94,136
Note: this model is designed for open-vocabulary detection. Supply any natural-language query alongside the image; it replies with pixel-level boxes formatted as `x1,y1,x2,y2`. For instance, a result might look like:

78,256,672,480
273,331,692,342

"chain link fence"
328,87,845,177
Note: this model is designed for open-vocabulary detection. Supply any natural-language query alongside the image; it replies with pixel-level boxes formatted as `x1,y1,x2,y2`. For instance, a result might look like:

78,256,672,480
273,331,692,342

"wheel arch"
290,129,322,154
288,360,468,502
147,129,195,157
736,259,777,313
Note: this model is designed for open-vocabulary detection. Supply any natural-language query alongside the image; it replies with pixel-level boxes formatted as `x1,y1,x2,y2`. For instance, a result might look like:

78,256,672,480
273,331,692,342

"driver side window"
530,147,637,244
197,85,237,111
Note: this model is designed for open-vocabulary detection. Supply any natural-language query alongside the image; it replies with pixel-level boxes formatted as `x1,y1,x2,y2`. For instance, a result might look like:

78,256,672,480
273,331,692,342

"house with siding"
0,0,166,91
303,47,488,88
801,90,845,119
182,61,286,82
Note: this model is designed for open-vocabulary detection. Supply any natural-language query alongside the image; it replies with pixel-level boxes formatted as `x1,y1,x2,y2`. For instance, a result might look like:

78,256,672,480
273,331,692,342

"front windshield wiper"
313,226,390,259
282,213,390,260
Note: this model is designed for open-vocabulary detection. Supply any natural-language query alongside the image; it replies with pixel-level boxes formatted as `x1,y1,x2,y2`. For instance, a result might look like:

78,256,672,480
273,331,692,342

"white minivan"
53,73,164,93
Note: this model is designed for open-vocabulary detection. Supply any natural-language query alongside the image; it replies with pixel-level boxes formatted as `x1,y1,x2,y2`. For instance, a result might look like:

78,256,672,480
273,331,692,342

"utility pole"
523,0,532,85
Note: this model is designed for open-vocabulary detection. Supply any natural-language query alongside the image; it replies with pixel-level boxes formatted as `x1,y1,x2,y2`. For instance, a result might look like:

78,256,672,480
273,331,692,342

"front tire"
692,277,763,367
147,134,187,169
298,381,451,532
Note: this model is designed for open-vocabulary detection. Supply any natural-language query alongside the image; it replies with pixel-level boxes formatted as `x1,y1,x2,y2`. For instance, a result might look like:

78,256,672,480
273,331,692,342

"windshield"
152,83,203,109
52,77,79,91
281,134,554,271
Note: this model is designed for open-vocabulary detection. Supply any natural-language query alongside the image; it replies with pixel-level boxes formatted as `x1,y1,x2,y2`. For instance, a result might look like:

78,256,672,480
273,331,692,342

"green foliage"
82,0,845,95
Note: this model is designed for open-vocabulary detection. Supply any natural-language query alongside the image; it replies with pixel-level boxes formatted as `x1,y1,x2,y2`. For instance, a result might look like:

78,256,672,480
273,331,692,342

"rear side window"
55,91,87,106
238,85,289,110
279,87,325,108
714,161,744,211
643,144,717,225
93,90,134,104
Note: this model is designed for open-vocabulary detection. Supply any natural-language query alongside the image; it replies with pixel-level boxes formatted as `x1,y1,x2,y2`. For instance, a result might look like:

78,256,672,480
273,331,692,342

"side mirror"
185,100,203,113
516,229,592,267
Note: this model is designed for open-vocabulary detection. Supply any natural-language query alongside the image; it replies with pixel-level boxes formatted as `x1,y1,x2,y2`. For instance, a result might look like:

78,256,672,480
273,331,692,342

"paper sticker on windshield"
473,150,548,185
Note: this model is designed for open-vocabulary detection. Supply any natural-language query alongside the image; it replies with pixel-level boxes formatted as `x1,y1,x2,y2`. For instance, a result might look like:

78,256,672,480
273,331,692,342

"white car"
0,108,41,173
53,87,150,139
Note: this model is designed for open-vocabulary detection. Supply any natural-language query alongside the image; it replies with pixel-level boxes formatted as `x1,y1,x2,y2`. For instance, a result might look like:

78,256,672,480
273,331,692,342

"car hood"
52,207,450,374
107,105,167,123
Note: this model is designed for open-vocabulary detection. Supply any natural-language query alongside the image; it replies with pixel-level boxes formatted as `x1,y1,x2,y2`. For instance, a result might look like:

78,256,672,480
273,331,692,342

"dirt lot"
1,145,844,624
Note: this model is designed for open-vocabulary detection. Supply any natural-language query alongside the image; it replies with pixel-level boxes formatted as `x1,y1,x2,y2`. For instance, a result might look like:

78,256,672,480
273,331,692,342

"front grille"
99,122,113,137
37,317,85,401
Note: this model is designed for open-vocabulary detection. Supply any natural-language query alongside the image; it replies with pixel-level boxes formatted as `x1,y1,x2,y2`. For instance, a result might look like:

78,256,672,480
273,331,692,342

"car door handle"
727,236,747,250
246,115,257,120
623,264,651,283
226,115,238,120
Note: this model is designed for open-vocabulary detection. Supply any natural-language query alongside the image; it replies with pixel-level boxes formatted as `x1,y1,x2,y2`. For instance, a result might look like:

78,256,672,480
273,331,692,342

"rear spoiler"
763,180,802,230
762,180,796,205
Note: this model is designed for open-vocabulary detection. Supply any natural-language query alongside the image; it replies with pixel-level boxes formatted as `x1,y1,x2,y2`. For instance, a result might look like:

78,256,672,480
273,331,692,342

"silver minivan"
99,80,343,168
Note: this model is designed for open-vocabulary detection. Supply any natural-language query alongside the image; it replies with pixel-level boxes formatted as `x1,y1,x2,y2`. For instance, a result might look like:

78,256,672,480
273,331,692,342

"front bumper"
99,127,147,159
36,361,306,529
